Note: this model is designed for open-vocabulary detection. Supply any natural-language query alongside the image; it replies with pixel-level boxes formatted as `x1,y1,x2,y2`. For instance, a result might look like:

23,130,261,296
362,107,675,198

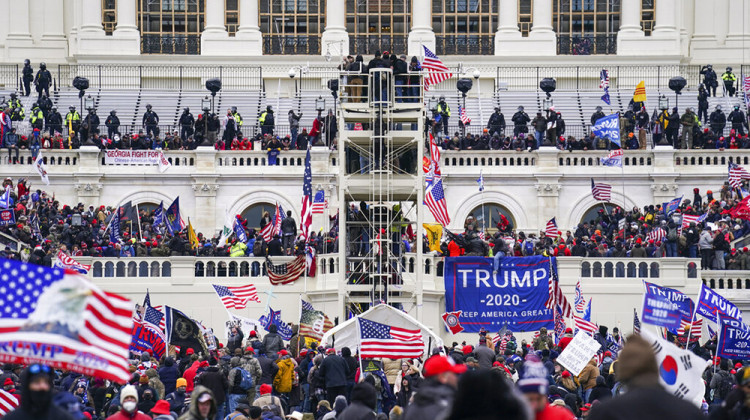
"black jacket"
338,382,377,420
319,354,350,388
196,365,228,405
257,355,279,385
588,385,703,420
403,379,455,420
262,332,284,355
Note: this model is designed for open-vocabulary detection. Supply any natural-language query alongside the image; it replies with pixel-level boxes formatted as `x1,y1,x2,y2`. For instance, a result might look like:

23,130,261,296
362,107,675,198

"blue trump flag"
0,209,15,227
110,213,121,243
642,281,692,329
165,197,182,235
153,201,164,227
233,218,248,243
696,283,743,324
259,307,293,340
717,317,750,360
592,113,621,147
443,255,554,333
663,196,683,216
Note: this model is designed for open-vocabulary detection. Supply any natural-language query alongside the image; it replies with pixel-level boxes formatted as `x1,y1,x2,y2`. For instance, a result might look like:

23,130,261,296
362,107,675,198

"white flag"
34,151,50,185
641,329,710,407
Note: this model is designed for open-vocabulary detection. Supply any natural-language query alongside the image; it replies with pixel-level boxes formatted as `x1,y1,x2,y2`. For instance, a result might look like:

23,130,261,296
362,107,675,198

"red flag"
727,196,750,220
442,311,464,334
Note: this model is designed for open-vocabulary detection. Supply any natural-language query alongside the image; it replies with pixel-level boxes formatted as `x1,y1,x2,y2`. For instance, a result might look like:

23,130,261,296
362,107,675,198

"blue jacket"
158,360,180,395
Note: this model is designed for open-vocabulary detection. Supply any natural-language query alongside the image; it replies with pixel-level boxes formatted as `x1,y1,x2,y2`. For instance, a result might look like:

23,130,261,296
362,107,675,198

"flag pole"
136,203,143,240
297,294,303,357
356,317,364,375
715,314,722,374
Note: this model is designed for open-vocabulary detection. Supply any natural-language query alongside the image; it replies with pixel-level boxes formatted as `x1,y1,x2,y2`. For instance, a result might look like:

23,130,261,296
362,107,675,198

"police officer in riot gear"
179,107,194,141
143,104,159,137
105,110,120,139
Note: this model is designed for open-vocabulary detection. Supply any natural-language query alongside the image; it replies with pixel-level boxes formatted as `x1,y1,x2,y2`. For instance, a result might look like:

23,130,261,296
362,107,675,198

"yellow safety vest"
259,112,267,125
232,112,243,126
437,103,450,117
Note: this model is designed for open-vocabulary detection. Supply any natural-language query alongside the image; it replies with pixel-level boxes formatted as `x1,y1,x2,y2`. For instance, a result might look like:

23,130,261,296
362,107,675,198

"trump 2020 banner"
696,284,743,324
717,317,750,360
130,319,166,360
444,256,554,333
642,281,693,329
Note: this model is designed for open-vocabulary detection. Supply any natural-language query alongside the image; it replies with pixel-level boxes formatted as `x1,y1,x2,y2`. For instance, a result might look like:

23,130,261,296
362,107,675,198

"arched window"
241,202,279,231
468,204,516,235
580,203,622,226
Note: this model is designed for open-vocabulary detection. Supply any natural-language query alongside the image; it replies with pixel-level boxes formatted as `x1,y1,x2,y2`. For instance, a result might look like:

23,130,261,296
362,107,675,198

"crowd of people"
5,319,750,420
2,59,748,161
2,175,750,273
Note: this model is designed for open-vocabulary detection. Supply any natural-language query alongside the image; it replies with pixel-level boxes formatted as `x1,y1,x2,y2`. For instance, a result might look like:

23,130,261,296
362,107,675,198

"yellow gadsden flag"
633,81,647,103
423,223,443,252
187,218,199,249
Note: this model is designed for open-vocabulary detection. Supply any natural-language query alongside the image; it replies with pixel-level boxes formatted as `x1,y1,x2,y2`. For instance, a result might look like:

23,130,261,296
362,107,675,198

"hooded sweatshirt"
4,367,75,420
177,385,216,420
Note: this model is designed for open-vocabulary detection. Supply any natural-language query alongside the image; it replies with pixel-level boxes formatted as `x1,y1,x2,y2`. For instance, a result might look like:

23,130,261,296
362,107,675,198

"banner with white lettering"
696,283,743,324
129,319,166,360
0,209,15,227
642,281,693,329
444,256,554,333
556,331,602,376
104,150,172,173
717,316,750,360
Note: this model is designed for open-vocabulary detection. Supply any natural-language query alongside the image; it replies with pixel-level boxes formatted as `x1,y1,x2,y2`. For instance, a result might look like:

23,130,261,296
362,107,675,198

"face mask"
28,390,51,413
123,401,137,413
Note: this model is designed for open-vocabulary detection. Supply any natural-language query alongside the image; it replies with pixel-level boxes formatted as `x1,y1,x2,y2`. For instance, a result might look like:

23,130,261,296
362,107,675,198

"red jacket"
105,408,151,420
183,360,201,393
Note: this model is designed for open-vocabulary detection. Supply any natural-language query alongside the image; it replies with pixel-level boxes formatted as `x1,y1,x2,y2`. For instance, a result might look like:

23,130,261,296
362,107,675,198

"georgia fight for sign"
444,256,554,333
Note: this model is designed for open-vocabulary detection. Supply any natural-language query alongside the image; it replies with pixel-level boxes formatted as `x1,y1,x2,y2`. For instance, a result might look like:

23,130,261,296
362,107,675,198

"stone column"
691,0,717,42
652,0,678,35
203,0,228,35
80,0,105,34
618,0,644,35
407,0,435,57
7,0,33,41
726,0,750,45
321,0,350,57
494,0,522,55
527,0,556,55
236,0,263,55
112,0,141,55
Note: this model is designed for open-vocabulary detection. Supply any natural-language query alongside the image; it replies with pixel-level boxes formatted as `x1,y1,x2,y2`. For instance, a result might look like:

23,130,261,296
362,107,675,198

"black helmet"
727,67,732,72
39,62,46,70
32,102,38,108
23,59,29,66
439,95,445,101
69,106,75,110
10,93,16,98
146,104,152,110
231,106,237,113
266,105,272,111
595,106,602,112
51,107,57,112
110,110,116,115
518,106,524,111
707,64,712,69
184,107,189,112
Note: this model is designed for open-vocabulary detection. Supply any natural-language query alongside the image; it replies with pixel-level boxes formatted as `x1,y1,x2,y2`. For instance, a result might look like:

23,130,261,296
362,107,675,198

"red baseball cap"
424,355,467,377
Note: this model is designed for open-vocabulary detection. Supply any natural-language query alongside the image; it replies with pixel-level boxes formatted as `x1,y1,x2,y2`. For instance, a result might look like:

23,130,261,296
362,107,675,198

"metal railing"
435,35,495,56
0,65,19,91
141,34,201,55
494,65,717,91
348,35,408,56
263,35,321,55
556,34,617,55
57,64,263,91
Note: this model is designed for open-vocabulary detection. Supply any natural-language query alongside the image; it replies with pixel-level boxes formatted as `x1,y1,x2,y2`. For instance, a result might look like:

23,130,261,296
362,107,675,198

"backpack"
523,240,534,256
253,239,266,256
232,367,254,391
668,228,678,242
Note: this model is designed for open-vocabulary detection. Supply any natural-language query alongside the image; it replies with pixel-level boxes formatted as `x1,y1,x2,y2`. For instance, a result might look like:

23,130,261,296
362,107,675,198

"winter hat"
259,383,272,395
186,348,194,355
516,357,548,395
462,345,473,355
176,378,187,388
120,384,138,403
3,378,12,387
249,331,257,338
150,400,171,415
561,371,571,378
424,355,467,377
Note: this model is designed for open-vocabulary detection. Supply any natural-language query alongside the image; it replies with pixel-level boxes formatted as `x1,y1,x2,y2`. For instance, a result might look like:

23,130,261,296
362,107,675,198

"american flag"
459,105,471,125
261,204,283,242
426,133,442,186
494,331,511,352
545,217,559,238
646,227,666,243
212,284,261,310
729,162,750,188
574,281,586,313
425,179,451,226
312,190,327,214
574,314,598,335
677,318,703,340
0,259,133,383
600,149,623,167
144,305,165,331
422,46,452,91
0,389,18,416
266,255,307,285
591,179,612,202
545,258,573,318
554,305,566,344
53,250,91,274
301,144,313,240
681,214,699,229
633,308,641,334
358,318,424,359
